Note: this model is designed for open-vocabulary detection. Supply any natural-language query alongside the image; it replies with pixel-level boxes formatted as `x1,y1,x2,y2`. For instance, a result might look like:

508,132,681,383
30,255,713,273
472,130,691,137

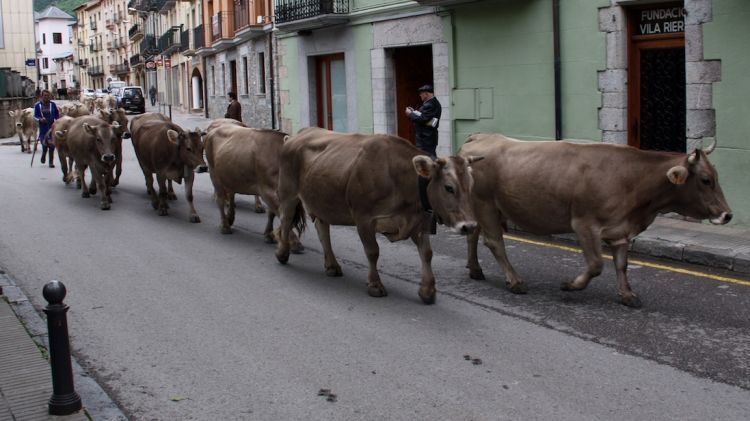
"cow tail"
292,200,307,236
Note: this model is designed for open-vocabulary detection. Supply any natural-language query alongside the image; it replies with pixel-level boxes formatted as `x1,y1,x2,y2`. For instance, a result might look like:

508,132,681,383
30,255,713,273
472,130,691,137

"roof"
51,51,74,60
35,6,76,21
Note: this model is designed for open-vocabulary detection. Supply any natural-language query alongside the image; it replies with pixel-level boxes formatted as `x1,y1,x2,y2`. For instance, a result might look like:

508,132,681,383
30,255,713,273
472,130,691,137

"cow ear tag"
667,166,688,185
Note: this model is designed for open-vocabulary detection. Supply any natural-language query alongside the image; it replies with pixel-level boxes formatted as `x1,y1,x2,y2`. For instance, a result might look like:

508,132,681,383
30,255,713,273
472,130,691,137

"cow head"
666,139,732,225
413,155,481,235
166,128,208,173
83,122,118,164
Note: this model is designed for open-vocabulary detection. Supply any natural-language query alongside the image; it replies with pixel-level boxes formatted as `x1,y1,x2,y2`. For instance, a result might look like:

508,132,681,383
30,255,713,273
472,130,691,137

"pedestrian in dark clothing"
149,85,157,106
405,84,442,234
405,84,442,160
225,92,242,122
33,90,60,168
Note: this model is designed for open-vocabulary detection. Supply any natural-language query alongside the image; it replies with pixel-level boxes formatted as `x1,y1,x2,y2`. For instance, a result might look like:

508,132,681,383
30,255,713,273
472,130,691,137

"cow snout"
710,212,732,225
101,154,116,163
456,221,478,235
195,165,208,173
122,132,132,139
15,123,22,128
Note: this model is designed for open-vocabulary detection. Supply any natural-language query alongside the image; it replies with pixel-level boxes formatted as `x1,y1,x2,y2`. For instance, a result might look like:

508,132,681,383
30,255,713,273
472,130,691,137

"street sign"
145,61,156,70
25,58,35,67
164,58,171,67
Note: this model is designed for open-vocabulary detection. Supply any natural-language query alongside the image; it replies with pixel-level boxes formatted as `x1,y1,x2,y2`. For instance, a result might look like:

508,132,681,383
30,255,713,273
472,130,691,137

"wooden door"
393,46,433,143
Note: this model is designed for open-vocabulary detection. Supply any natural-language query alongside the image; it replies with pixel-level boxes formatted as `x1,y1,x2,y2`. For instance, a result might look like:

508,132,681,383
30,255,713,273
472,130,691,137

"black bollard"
43,280,82,415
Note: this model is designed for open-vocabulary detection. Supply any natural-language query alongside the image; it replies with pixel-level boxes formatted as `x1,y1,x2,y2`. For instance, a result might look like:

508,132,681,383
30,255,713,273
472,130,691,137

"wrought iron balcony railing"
158,27,182,55
130,54,143,66
129,24,143,41
275,0,349,24
140,34,159,57
111,63,129,74
87,65,104,76
193,24,204,49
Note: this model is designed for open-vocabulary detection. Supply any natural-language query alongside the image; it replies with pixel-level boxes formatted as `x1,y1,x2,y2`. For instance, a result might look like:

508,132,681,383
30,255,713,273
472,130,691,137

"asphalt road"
0,111,748,421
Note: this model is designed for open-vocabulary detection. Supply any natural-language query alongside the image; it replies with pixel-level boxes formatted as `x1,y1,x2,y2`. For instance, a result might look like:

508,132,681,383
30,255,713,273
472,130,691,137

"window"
211,65,215,96
43,58,48,69
221,63,225,95
53,33,62,44
43,33,46,44
315,53,346,132
257,52,266,95
242,56,248,94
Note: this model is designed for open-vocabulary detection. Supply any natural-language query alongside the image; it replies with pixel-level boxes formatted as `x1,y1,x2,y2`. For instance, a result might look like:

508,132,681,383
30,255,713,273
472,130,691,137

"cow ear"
55,130,67,138
467,155,484,164
8,111,14,117
166,129,180,144
83,122,96,134
667,165,689,185
111,121,120,129
413,155,435,178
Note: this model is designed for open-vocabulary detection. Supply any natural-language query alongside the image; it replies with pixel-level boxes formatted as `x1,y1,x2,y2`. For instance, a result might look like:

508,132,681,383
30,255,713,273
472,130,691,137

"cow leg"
611,241,642,308
355,223,387,298
88,175,97,195
227,194,236,226
473,201,526,293
184,172,200,223
167,180,177,200
411,231,436,304
466,227,485,280
112,139,122,187
254,195,266,213
310,219,340,276
215,189,232,234
263,211,275,243
143,171,159,210
155,175,169,216
78,164,90,198
561,224,604,292
57,150,68,183
92,169,110,210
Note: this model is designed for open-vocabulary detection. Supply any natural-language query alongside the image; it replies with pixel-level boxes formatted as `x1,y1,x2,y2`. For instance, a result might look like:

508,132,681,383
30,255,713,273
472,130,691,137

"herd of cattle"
6,105,733,308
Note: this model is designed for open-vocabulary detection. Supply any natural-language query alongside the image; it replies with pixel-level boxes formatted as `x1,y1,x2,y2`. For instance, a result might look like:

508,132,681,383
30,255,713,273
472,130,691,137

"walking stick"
30,137,39,167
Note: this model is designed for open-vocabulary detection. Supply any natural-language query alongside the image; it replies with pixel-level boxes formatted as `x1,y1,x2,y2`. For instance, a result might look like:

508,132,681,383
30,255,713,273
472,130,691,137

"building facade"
35,6,76,93
0,0,36,78
275,0,750,226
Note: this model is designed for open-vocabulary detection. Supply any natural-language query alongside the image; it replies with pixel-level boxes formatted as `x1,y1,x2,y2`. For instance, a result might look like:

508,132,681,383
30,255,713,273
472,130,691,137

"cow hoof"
276,251,289,264
221,226,233,234
291,243,305,254
469,269,485,281
88,187,97,195
620,295,642,308
254,206,266,214
100,203,111,210
158,208,168,216
419,288,436,305
168,193,177,201
560,281,584,292
82,191,90,198
325,266,343,277
507,282,528,294
111,179,119,187
150,201,159,210
264,235,276,244
189,215,201,223
368,285,388,298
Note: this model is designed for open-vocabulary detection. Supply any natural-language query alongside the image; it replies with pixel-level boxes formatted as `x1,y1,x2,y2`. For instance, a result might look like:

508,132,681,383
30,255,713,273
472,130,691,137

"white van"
108,81,127,91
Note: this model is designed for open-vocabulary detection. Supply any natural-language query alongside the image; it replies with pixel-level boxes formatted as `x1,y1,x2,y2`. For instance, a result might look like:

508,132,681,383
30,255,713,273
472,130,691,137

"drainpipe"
552,0,562,140
268,30,276,130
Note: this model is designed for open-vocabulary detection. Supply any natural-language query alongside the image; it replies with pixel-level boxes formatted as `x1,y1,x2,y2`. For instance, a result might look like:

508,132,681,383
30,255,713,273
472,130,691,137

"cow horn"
703,137,717,155
112,121,120,128
688,151,700,165
467,155,484,164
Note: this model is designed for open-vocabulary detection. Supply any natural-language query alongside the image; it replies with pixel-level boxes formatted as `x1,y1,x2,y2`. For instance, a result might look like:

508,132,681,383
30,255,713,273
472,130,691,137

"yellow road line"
504,234,750,287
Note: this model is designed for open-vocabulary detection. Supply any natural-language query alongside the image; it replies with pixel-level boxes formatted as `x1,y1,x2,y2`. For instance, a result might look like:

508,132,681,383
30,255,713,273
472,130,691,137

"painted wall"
451,0,607,145
703,0,750,225
0,0,36,77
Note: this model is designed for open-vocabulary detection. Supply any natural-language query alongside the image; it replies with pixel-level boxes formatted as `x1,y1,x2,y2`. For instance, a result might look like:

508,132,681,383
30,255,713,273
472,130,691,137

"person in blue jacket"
34,89,60,168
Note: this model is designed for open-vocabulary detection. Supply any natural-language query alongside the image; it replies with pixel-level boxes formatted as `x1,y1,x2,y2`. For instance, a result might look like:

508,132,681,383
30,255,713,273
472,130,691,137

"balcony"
184,24,204,56
140,34,159,57
106,18,114,29
90,21,97,30
77,39,85,47
158,27,183,55
111,63,129,74
78,58,88,67
210,11,234,44
130,53,143,67
87,65,104,76
234,0,250,31
275,0,349,33
89,42,102,52
129,24,143,41
107,41,115,51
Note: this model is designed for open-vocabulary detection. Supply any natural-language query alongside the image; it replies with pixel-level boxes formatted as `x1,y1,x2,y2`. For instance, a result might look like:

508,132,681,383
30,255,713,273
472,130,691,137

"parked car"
94,88,109,98
110,87,123,107
82,88,96,99
119,86,145,113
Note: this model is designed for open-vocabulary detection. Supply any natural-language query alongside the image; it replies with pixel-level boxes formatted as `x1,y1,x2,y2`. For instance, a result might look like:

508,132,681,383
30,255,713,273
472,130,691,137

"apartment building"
0,0,36,78
103,0,132,85
35,6,76,93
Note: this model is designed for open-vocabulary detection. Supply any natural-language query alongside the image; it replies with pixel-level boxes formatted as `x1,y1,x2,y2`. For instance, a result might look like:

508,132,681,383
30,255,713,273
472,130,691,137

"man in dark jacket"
225,92,242,122
34,89,60,168
405,84,442,159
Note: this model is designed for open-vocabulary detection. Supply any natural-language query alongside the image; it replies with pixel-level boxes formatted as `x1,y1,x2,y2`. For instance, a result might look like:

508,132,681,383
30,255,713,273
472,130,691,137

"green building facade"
275,0,750,225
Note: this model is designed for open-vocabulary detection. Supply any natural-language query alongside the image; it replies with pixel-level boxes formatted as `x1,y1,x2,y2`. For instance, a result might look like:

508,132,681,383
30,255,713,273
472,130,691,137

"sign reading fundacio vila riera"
635,5,685,36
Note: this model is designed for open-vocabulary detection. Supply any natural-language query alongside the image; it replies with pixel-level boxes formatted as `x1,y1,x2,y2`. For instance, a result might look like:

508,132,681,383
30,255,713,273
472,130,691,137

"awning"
51,51,74,60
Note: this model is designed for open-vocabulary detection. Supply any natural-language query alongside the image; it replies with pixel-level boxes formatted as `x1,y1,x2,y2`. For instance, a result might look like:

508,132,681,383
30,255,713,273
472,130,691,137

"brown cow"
275,127,481,304
459,133,733,307
130,112,181,200
64,116,121,210
205,118,266,214
8,108,37,153
131,120,208,222
205,124,302,251
50,116,76,183
65,102,91,117
98,108,130,186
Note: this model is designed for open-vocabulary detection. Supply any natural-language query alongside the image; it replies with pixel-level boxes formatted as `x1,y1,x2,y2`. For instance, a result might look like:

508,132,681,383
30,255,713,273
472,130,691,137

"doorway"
315,53,346,132
392,45,433,143
627,3,686,152
229,60,238,95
